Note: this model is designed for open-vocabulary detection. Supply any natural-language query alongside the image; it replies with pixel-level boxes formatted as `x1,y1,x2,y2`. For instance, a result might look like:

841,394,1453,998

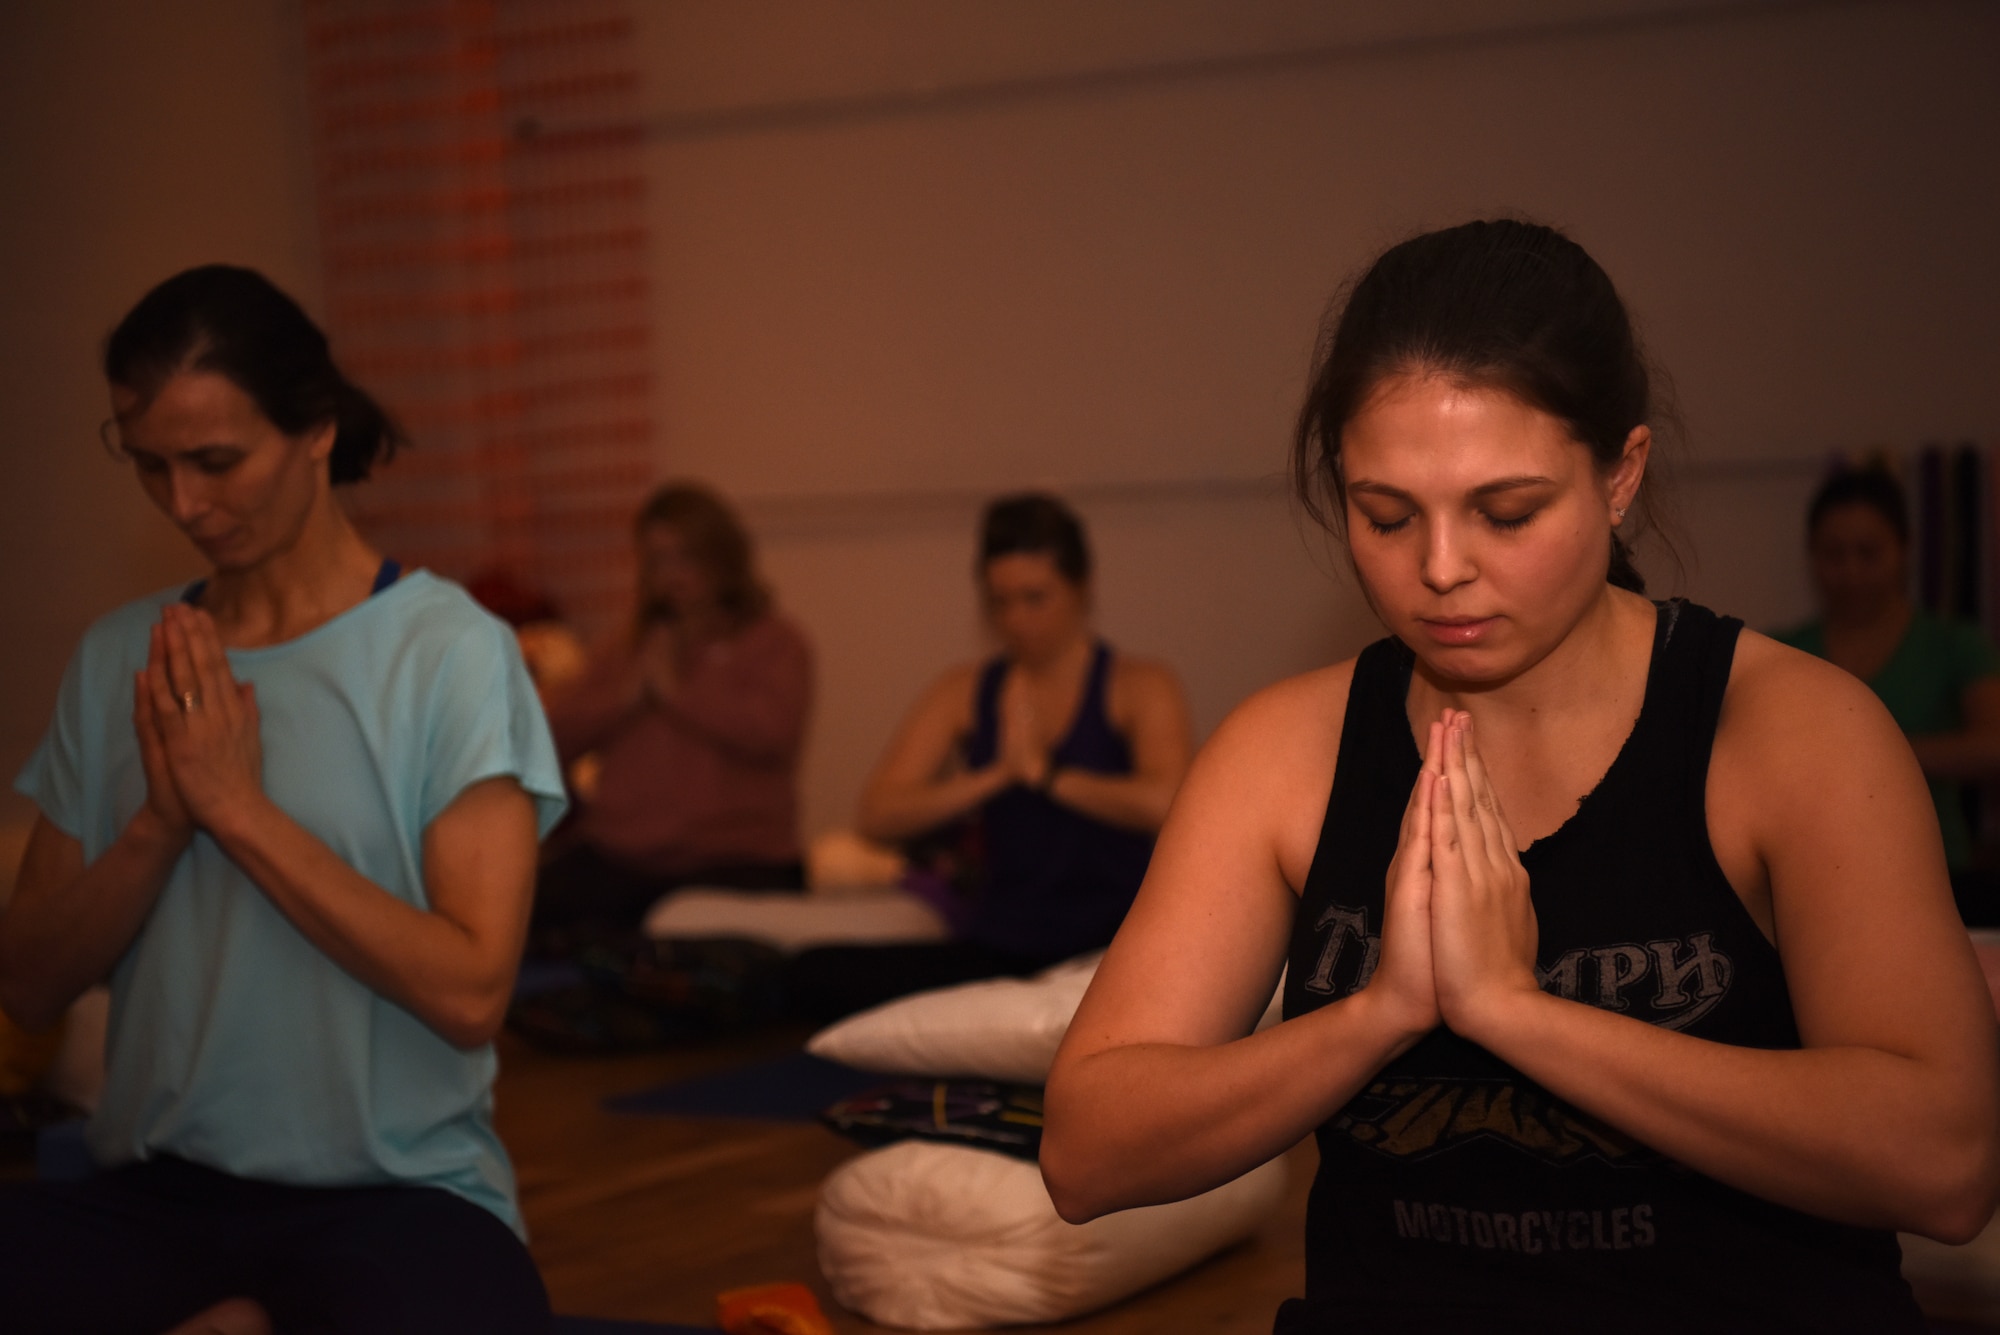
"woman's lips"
190,528,242,558
1419,616,1498,646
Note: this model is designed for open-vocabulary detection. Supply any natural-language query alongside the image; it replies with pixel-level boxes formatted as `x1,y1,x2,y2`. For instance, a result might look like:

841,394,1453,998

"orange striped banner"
308,0,653,640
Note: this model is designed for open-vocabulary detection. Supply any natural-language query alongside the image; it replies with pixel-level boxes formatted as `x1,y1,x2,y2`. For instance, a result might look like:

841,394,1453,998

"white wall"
0,0,319,831
635,0,2000,834
1,1,1995,848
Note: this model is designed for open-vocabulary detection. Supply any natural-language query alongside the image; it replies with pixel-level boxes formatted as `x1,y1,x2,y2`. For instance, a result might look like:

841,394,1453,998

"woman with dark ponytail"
1044,221,1998,1331
0,266,565,1333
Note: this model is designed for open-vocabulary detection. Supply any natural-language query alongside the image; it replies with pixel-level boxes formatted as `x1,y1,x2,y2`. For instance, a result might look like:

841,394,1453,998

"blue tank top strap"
181,557,401,609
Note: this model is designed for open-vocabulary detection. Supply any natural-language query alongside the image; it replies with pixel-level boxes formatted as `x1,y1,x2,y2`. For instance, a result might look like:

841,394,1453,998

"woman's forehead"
1811,502,1904,544
111,371,263,445
1341,382,1586,493
983,550,1070,586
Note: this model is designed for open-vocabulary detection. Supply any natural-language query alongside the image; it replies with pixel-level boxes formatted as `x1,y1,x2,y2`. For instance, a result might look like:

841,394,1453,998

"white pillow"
807,953,1103,1083
641,887,948,954
807,953,1286,1084
816,1141,1287,1329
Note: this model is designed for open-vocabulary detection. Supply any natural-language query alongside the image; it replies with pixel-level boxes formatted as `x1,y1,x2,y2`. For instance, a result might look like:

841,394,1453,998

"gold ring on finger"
181,691,201,714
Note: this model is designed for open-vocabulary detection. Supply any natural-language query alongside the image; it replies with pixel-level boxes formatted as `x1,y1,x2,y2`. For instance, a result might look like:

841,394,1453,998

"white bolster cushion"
641,887,948,954
807,952,1286,1084
807,952,1103,1083
816,1141,1287,1329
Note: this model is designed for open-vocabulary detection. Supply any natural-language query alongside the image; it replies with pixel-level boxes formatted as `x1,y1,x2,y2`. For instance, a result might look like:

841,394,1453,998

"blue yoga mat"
35,1119,93,1181
554,1318,720,1335
605,1050,881,1121
515,957,588,998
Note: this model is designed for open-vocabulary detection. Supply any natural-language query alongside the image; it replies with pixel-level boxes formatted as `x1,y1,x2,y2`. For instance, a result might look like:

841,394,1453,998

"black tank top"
960,643,1155,961
1278,600,1921,1333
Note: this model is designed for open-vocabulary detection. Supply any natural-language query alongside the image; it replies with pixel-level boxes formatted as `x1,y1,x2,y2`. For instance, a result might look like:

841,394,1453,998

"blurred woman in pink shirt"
532,483,812,950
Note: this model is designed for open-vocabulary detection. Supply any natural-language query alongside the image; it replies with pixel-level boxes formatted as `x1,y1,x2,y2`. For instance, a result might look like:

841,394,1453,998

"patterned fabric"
822,1080,1043,1161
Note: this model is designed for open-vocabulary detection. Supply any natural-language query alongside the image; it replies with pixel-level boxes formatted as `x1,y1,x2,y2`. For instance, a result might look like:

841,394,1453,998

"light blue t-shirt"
14,571,567,1235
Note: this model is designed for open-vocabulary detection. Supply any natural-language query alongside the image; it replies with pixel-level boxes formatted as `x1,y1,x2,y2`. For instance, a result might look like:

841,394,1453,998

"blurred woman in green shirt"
1776,466,2000,921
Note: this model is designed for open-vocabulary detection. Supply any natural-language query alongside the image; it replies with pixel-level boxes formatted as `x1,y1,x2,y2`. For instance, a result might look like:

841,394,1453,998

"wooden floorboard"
500,1025,2000,1331
497,1027,1313,1332
3,1026,1998,1327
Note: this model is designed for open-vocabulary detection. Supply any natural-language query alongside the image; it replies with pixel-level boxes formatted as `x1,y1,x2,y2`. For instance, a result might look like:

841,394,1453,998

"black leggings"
0,1157,549,1335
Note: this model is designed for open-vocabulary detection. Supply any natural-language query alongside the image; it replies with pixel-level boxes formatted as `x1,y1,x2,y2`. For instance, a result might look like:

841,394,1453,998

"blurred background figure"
785,492,1192,1020
1776,465,2000,923
465,567,589,701
533,482,813,952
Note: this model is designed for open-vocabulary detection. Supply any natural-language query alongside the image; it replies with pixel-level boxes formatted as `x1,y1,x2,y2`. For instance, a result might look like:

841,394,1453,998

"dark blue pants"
0,1156,550,1334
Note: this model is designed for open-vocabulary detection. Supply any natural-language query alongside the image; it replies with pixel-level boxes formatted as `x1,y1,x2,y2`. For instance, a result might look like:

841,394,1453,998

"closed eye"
1484,509,1538,532
1363,514,1412,535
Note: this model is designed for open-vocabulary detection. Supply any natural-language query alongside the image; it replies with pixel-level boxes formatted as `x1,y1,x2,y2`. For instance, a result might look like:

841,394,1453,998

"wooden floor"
499,1025,1314,1332
503,1026,2000,1332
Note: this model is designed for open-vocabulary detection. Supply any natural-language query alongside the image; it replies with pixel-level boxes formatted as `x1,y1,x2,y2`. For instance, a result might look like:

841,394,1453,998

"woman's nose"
168,470,209,524
1420,521,1475,593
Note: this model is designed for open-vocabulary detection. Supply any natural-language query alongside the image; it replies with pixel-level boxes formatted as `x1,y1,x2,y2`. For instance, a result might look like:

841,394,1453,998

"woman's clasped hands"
997,670,1052,791
131,602,265,845
1373,709,1544,1044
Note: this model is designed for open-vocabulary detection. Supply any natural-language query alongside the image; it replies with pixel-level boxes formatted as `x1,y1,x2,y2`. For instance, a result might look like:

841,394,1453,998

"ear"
1608,425,1651,526
304,419,338,469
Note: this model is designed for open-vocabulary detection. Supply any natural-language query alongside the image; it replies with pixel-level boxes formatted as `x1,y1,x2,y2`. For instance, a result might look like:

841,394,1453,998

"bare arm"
857,666,1012,842
1046,659,1192,834
145,603,539,1047
542,646,645,760
1043,665,1446,1221
1908,676,2000,781
0,814,176,1032
0,629,202,1030
1428,639,2000,1243
209,774,539,1048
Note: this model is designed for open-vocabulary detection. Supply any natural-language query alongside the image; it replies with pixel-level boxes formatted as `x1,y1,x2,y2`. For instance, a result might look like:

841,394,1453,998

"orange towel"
715,1282,834,1335
0,1008,62,1098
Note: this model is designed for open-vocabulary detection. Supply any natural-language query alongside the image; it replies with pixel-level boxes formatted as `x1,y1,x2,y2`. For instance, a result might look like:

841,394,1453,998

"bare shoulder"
1709,628,1936,937
915,661,984,731
1171,658,1359,889
1109,652,1184,697
1717,629,1908,777
1207,659,1356,757
1106,653,1189,718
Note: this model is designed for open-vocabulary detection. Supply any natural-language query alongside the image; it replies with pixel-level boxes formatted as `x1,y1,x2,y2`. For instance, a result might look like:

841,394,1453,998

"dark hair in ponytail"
104,265,403,484
1293,219,1672,594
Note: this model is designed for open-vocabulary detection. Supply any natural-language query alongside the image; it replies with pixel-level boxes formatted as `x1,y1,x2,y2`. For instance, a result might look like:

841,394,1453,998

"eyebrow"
1347,475,1557,501
122,442,244,459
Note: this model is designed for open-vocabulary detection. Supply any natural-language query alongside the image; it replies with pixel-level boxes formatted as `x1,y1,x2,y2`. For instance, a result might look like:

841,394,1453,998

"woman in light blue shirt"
0,266,567,1335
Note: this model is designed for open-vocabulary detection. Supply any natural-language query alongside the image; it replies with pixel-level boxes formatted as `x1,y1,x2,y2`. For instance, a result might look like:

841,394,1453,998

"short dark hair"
1293,219,1667,593
104,265,403,485
979,492,1091,585
1806,466,1909,546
